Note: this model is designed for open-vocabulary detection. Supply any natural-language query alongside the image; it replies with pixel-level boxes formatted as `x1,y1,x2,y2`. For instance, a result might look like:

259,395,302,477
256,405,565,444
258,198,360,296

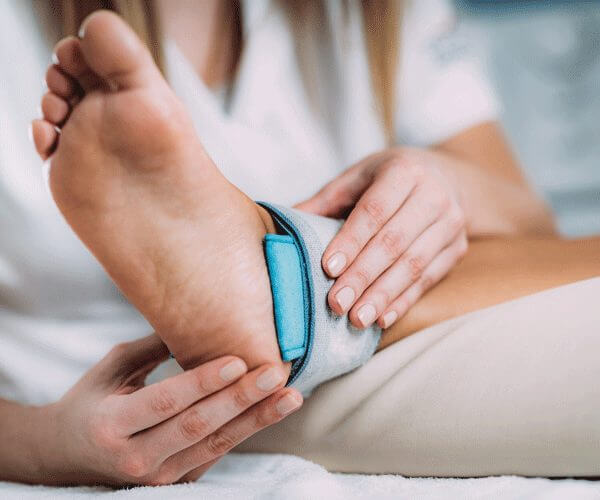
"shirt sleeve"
394,0,500,147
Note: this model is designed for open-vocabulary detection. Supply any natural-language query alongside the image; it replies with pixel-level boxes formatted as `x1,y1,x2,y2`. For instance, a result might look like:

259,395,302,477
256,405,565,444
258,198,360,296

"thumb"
95,334,169,385
294,170,366,218
294,192,329,215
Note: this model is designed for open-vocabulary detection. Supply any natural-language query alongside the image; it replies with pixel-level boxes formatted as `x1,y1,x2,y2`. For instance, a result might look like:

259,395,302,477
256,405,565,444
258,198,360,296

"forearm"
434,122,556,237
0,399,54,484
442,158,555,237
379,236,600,349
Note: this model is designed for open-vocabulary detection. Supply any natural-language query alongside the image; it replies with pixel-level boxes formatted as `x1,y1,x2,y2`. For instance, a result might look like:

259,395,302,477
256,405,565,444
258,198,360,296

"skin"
11,1,577,486
380,236,600,349
154,0,239,89
0,335,301,486
296,147,469,329
158,0,556,332
25,9,290,486
434,123,556,236
297,127,555,330
34,12,284,374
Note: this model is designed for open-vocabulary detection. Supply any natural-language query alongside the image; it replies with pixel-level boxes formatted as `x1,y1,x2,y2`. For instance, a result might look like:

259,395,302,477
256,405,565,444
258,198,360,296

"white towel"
2,453,600,500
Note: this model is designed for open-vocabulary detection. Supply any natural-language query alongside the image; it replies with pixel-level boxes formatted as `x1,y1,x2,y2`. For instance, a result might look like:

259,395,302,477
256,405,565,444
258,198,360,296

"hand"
296,147,468,329
38,334,301,486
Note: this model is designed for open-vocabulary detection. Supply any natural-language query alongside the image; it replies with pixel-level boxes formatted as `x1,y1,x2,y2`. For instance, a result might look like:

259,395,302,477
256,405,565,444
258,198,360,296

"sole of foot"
32,11,285,375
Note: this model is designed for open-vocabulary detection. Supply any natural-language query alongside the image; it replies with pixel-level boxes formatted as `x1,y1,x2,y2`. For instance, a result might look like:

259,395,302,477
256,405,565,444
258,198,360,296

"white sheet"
2,453,599,500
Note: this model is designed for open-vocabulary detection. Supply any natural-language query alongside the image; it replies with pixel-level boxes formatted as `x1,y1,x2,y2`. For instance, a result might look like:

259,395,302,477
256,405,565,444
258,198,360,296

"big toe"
79,10,159,90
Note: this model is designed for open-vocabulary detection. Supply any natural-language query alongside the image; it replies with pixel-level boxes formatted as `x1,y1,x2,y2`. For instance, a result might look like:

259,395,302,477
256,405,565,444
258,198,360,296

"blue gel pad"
264,234,308,362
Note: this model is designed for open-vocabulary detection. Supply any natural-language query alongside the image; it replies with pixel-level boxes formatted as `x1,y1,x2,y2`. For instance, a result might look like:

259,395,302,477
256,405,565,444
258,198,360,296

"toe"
54,37,87,76
79,10,160,90
53,36,102,91
45,65,78,99
31,119,59,159
41,92,70,125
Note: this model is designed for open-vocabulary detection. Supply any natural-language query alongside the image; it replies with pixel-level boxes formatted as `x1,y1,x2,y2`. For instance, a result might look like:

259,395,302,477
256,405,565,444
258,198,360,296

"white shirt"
0,0,498,404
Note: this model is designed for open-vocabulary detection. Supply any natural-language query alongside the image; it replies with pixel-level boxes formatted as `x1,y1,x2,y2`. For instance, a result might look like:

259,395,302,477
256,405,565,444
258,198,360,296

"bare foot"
31,11,284,373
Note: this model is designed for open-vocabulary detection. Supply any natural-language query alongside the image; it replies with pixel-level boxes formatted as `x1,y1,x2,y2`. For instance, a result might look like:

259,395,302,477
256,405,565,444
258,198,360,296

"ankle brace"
259,203,381,396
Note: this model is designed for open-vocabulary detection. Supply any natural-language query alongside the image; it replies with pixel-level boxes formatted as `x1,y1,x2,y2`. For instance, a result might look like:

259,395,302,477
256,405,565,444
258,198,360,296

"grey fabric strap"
258,203,381,396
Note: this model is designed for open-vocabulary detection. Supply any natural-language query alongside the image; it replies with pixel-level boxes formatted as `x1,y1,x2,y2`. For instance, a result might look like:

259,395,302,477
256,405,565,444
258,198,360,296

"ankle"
257,204,278,234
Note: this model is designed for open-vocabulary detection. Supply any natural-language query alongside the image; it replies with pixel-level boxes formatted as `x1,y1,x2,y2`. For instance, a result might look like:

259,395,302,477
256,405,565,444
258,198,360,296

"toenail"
357,303,376,327
335,287,355,312
256,367,284,392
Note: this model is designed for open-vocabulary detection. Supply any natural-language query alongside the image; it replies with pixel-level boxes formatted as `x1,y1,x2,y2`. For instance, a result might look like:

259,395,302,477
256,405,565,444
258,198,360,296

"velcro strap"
264,234,308,361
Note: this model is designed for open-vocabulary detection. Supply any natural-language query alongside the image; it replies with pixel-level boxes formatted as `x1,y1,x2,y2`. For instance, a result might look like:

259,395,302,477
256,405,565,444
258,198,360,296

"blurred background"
456,0,600,236
4,0,599,237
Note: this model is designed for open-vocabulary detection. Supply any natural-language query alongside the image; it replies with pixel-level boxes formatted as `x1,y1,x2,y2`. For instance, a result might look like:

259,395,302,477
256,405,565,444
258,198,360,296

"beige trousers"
239,278,600,477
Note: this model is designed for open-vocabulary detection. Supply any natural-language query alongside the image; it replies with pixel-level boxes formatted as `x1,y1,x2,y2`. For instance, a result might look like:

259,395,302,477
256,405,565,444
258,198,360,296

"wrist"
30,402,68,485
0,400,60,484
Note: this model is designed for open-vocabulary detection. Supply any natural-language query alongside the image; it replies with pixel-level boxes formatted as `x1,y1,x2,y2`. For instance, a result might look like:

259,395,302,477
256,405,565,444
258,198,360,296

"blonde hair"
54,0,402,140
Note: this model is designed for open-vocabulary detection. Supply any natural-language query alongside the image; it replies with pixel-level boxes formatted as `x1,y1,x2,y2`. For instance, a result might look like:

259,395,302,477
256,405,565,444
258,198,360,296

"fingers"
294,162,375,217
177,458,220,484
380,235,468,328
132,364,288,462
327,182,443,316
348,212,466,328
107,355,248,435
159,388,303,484
321,164,417,281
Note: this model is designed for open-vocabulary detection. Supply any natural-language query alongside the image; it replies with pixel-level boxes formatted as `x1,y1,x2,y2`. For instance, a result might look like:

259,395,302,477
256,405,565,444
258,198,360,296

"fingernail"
381,311,398,329
357,303,377,327
335,287,355,312
220,359,246,382
276,394,301,416
256,367,284,392
51,52,59,65
326,252,346,277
